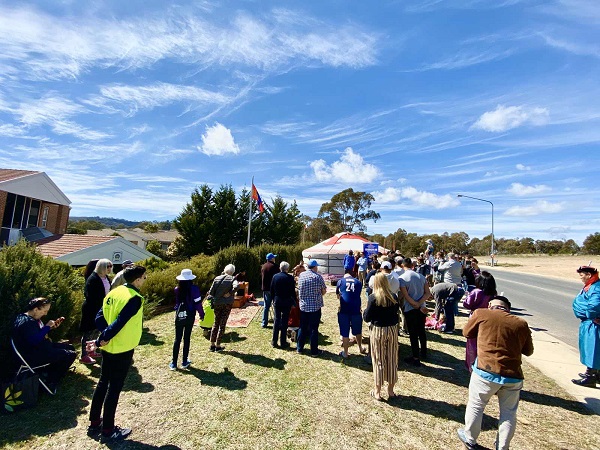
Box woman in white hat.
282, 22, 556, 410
170, 269, 204, 370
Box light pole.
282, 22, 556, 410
457, 194, 495, 266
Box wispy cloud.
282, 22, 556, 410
506, 182, 551, 196
472, 105, 549, 132
89, 83, 231, 116
504, 200, 565, 216
516, 164, 531, 171
0, 5, 379, 81
199, 123, 240, 156
310, 147, 379, 183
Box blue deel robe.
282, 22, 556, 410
572, 281, 600, 369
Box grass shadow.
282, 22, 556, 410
224, 350, 286, 370
388, 395, 498, 431
520, 389, 594, 415
123, 364, 154, 393
185, 367, 247, 390
140, 327, 165, 346
221, 331, 248, 343
104, 441, 182, 450
0, 370, 94, 446
425, 330, 466, 347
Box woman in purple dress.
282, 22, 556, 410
463, 271, 497, 371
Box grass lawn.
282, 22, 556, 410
2, 292, 599, 450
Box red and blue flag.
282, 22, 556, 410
251, 183, 265, 213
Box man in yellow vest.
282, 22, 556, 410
86, 265, 146, 442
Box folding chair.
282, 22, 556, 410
11, 338, 55, 395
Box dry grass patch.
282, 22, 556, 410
1, 293, 599, 450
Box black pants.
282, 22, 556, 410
172, 317, 194, 364
42, 342, 76, 384
90, 349, 134, 431
405, 309, 427, 359
272, 302, 292, 346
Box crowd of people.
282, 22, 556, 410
8, 242, 600, 448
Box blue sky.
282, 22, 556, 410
1, 0, 599, 244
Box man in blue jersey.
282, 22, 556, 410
336, 271, 366, 358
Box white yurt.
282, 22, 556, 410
302, 232, 386, 280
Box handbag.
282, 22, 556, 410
1, 373, 39, 414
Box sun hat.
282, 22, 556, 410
266, 252, 277, 260
176, 269, 196, 281
577, 265, 598, 275
307, 259, 319, 268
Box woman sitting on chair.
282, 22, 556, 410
12, 297, 77, 393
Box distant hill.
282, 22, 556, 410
69, 216, 141, 228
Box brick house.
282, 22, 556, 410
0, 169, 71, 246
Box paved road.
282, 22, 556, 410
474, 269, 582, 348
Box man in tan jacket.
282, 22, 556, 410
458, 296, 534, 450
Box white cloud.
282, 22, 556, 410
373, 186, 459, 209
199, 123, 240, 156
310, 147, 379, 183
504, 200, 565, 216
373, 187, 401, 203
472, 105, 549, 132
400, 187, 460, 209
507, 182, 550, 196
515, 164, 531, 171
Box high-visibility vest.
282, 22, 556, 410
101, 285, 144, 354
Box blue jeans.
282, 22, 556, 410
261, 291, 272, 327
297, 309, 322, 355
444, 287, 464, 332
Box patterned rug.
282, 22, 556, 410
226, 300, 261, 328
194, 300, 261, 329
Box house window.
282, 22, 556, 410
41, 206, 49, 228
27, 200, 41, 228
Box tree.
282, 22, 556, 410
583, 232, 600, 255
173, 185, 214, 258
304, 217, 333, 244
261, 196, 304, 245
143, 222, 160, 233
318, 188, 380, 233
145, 240, 165, 259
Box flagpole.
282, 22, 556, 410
247, 177, 253, 248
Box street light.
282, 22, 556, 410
457, 194, 495, 266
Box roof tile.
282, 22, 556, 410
35, 234, 118, 258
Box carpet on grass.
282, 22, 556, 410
194, 300, 261, 328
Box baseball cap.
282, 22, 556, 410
122, 259, 134, 267
307, 259, 319, 268
381, 261, 392, 270
266, 252, 277, 260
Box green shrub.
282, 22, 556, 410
141, 254, 216, 307
0, 240, 84, 378
138, 256, 170, 273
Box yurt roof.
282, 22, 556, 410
302, 232, 386, 255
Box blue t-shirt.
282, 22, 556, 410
336, 276, 363, 315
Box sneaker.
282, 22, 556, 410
101, 426, 132, 442
87, 420, 102, 437
169, 362, 177, 371
457, 428, 479, 450
209, 345, 216, 352
214, 345, 225, 352
181, 360, 192, 369
310, 349, 323, 357
79, 355, 96, 365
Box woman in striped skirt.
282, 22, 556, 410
363, 272, 400, 401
